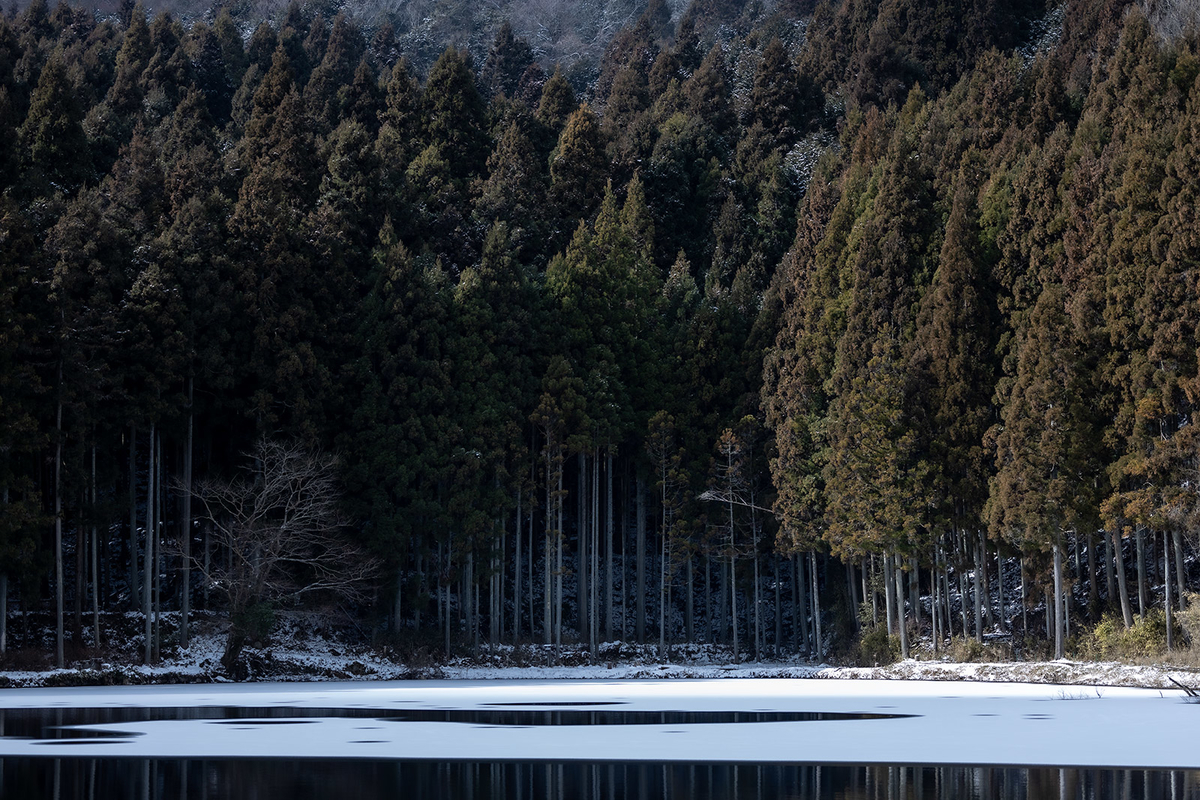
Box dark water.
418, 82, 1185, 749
1, 707, 1197, 799
2, 759, 1198, 800
0, 705, 909, 737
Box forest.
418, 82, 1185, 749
1, 0, 1199, 672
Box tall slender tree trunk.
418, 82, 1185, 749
908, 556, 920, 635
1172, 531, 1186, 606
74, 484, 83, 649
55, 391, 64, 670
514, 488, 522, 642
544, 449, 553, 645
979, 532, 992, 630
883, 556, 896, 635
972, 534, 983, 643
1135, 528, 1147, 621
774, 558, 782, 656
1113, 529, 1134, 629
1086, 533, 1097, 618
931, 562, 939, 652
636, 475, 645, 644
1052, 539, 1064, 660
795, 554, 809, 656
728, 521, 737, 661
577, 452, 587, 641
753, 549, 761, 660
659, 520, 668, 655
1020, 556, 1028, 635
1164, 530, 1174, 651
605, 449, 613, 642
996, 553, 1005, 633
91, 446, 100, 650
144, 423, 155, 665
894, 554, 908, 659
1104, 529, 1115, 602
0, 572, 6, 655
153, 433, 163, 663
809, 552, 822, 660
180, 380, 193, 648
555, 468, 563, 647
129, 425, 139, 610
685, 555, 694, 643
591, 447, 599, 653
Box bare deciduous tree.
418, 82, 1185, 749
181, 439, 378, 672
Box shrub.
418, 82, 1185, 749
855, 625, 899, 666
1078, 611, 1175, 660
1177, 593, 1200, 647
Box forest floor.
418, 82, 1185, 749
1, 611, 1198, 690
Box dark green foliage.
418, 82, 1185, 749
423, 47, 489, 181
4, 0, 1200, 662
481, 21, 535, 102
18, 49, 87, 193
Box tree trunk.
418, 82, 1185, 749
894, 554, 909, 660
591, 446, 599, 653
972, 535, 983, 643
774, 557, 783, 657
636, 475, 645, 644
883, 555, 896, 635
578, 452, 588, 642
514, 488, 522, 642
809, 552, 822, 660
544, 450, 553, 645
1135, 528, 1147, 621
996, 553, 1005, 633
795, 554, 809, 656
129, 425, 139, 610
1104, 529, 1115, 602
1173, 530, 1186, 606
685, 554, 694, 643
555, 467, 563, 647
909, 556, 920, 635
979, 532, 992, 630
153, 432, 163, 664
753, 549, 761, 661
1020, 556, 1028, 635
55, 395, 64, 669
931, 562, 939, 652
729, 538, 737, 661
1113, 529, 1134, 629
74, 485, 83, 649
605, 449, 613, 642
143, 424, 155, 665
180, 381, 193, 648
1164, 530, 1174, 651
393, 567, 404, 635
1086, 533, 1097, 619
958, 568, 970, 641
0, 572, 6, 655
91, 446, 100, 650
1053, 539, 1064, 660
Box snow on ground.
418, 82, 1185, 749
2, 621, 1199, 690
0, 678, 1195, 767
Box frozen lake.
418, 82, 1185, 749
0, 678, 1196, 798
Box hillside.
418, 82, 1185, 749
1, 0, 1199, 676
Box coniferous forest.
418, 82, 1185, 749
2, 0, 1200, 672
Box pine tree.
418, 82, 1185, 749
423, 47, 489, 182
481, 21, 535, 101
549, 104, 607, 228
18, 49, 88, 194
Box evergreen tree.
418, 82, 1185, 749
423, 47, 489, 182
